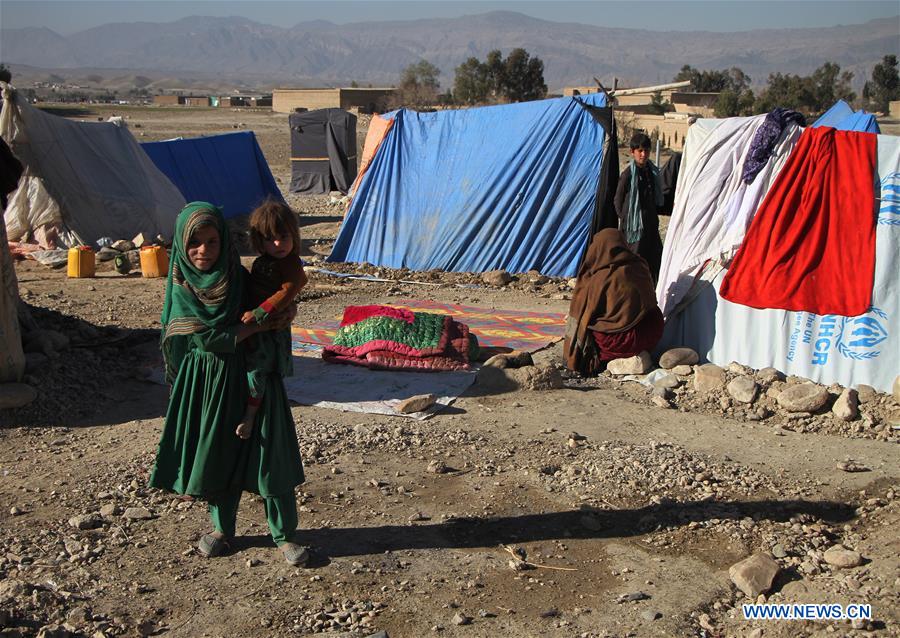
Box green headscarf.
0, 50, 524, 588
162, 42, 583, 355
161, 202, 244, 382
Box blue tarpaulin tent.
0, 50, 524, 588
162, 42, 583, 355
812, 100, 881, 133
328, 93, 615, 277
141, 131, 283, 219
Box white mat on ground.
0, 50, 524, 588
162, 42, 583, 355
283, 350, 476, 420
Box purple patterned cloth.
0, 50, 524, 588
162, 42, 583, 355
742, 108, 805, 185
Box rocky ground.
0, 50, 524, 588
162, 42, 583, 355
1, 106, 899, 638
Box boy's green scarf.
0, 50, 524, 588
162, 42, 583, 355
623, 159, 663, 244
161, 202, 243, 382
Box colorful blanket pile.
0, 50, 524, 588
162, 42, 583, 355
293, 300, 567, 352
323, 305, 479, 371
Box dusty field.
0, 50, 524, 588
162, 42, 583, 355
1, 106, 899, 638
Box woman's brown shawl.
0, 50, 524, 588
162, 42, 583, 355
563, 229, 658, 375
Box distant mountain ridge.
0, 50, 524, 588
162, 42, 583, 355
2, 12, 897, 90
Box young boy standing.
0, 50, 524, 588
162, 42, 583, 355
613, 132, 664, 282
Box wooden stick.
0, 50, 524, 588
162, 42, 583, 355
501, 544, 578, 572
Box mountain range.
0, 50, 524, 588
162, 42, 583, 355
2, 12, 898, 91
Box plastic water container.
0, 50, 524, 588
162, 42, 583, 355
140, 246, 169, 278
67, 246, 95, 278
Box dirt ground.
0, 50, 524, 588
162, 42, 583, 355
1, 106, 898, 638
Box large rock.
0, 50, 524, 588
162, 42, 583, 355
823, 545, 863, 568
510, 365, 564, 390
482, 270, 512, 287
68, 514, 102, 530
483, 354, 510, 369
99, 503, 120, 518
659, 347, 699, 369
427, 459, 448, 474
856, 384, 877, 404
396, 394, 437, 414
727, 362, 753, 375
505, 351, 534, 368
832, 388, 858, 421
652, 373, 681, 390
606, 351, 652, 375
483, 351, 533, 369
777, 383, 829, 413
526, 270, 549, 285
757, 367, 784, 383
0, 383, 37, 409
727, 376, 758, 404
694, 364, 726, 392
729, 553, 780, 597
122, 507, 154, 520
452, 613, 472, 626
475, 366, 520, 393
671, 364, 693, 376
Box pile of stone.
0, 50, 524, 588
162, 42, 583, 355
533, 438, 779, 508
1, 304, 158, 426
0, 442, 226, 636
603, 347, 899, 441
312, 262, 576, 296
291, 599, 385, 634
0, 577, 123, 638
0, 319, 75, 412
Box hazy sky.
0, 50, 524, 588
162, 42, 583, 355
2, 0, 898, 34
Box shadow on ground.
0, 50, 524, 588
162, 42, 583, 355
233, 498, 855, 561
2, 304, 167, 428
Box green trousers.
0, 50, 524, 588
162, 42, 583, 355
208, 491, 298, 546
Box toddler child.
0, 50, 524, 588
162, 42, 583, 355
236, 200, 307, 439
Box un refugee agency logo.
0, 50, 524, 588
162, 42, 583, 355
810, 308, 889, 365
880, 172, 900, 226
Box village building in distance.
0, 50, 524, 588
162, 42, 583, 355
272, 87, 396, 114
564, 80, 718, 150
152, 93, 272, 107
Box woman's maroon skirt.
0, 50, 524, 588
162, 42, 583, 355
592, 307, 664, 361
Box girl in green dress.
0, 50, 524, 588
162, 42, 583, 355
149, 202, 308, 566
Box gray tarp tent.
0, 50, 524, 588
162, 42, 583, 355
1, 82, 185, 248
289, 108, 357, 194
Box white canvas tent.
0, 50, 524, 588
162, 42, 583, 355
657, 116, 899, 393
1, 82, 185, 248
